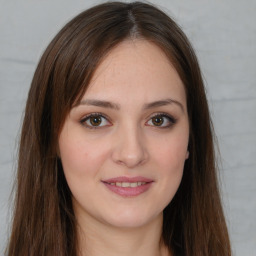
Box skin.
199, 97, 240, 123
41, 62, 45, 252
58, 39, 189, 256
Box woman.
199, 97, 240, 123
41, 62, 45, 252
6, 1, 231, 255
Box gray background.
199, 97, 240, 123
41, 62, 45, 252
0, 0, 255, 255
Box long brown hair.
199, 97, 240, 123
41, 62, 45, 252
6, 2, 231, 255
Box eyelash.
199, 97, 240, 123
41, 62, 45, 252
79, 112, 177, 129
146, 112, 177, 128
80, 112, 111, 129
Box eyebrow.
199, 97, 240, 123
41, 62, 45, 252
78, 99, 120, 110
78, 98, 184, 112
143, 99, 184, 112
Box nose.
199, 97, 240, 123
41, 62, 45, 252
111, 125, 149, 168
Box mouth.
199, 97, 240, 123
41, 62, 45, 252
104, 181, 148, 188
101, 176, 154, 197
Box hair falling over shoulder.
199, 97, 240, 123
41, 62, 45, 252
6, 2, 231, 256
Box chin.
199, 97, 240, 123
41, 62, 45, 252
102, 209, 162, 229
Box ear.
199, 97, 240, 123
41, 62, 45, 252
185, 151, 189, 159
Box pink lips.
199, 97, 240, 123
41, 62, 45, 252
102, 176, 154, 197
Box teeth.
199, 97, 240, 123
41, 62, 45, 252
122, 182, 130, 187
108, 182, 147, 187
130, 182, 137, 187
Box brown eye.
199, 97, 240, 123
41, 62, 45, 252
80, 113, 111, 129
152, 116, 164, 126
89, 116, 102, 126
146, 114, 176, 128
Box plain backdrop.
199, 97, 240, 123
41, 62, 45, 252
0, 0, 255, 255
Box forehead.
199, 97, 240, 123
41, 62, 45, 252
84, 39, 186, 106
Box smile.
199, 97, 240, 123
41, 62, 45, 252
102, 176, 154, 197
107, 181, 147, 187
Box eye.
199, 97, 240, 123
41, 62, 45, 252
80, 113, 111, 129
146, 113, 176, 128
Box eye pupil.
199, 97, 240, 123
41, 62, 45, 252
152, 116, 163, 126
90, 116, 102, 126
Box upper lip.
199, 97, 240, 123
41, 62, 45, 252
102, 176, 154, 183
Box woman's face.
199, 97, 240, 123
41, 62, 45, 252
58, 40, 189, 228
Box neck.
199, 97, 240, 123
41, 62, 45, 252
76, 211, 170, 256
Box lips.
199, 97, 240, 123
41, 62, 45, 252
102, 176, 154, 197
106, 181, 147, 187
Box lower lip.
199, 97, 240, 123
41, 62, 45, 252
102, 182, 153, 197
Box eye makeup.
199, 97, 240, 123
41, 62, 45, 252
145, 112, 177, 129
79, 111, 177, 130
80, 112, 112, 129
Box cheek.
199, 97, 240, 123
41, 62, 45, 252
58, 129, 109, 180
59, 136, 85, 177
149, 130, 188, 200
151, 132, 188, 170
